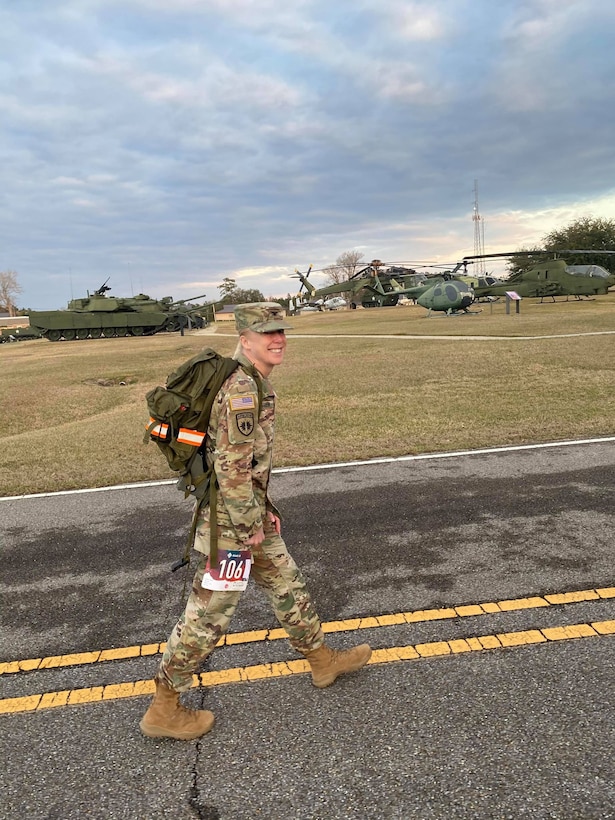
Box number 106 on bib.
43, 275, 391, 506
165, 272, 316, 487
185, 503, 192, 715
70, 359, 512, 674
202, 549, 252, 591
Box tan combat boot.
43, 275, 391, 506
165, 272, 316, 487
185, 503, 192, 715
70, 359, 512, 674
304, 643, 372, 688
139, 679, 215, 741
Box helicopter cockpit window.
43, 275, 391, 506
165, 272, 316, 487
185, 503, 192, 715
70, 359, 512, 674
566, 265, 610, 278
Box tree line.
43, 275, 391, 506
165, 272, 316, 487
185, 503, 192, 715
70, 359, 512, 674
508, 216, 615, 275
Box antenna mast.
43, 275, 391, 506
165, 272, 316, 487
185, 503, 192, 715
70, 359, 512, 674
472, 180, 486, 274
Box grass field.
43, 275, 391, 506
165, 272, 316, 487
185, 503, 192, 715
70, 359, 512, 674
1, 294, 614, 496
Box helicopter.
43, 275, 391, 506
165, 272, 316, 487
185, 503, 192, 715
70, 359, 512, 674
291, 260, 486, 316
462, 251, 615, 301
412, 274, 481, 316
291, 261, 431, 309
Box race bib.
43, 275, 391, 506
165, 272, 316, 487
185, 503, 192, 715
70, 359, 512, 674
201, 549, 252, 591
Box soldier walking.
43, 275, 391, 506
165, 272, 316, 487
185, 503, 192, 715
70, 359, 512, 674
140, 303, 372, 740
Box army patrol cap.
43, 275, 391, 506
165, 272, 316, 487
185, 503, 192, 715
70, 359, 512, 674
234, 302, 293, 334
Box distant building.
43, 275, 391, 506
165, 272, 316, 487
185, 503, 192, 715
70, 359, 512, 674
0, 311, 29, 328
214, 304, 238, 322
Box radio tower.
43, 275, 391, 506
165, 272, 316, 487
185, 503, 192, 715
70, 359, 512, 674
472, 180, 486, 274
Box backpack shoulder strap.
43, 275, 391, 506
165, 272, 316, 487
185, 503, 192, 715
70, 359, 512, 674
191, 356, 240, 433
173, 356, 240, 573
174, 358, 263, 575
204, 359, 263, 570
236, 360, 264, 417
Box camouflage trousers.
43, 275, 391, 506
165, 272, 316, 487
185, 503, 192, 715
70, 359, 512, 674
158, 529, 325, 692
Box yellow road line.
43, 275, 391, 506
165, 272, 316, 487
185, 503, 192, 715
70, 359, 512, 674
1, 586, 613, 677
1, 619, 614, 716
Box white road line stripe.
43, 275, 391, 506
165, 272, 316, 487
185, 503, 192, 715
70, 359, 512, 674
2, 436, 614, 501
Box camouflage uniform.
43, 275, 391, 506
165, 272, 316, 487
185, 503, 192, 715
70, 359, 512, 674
159, 350, 324, 693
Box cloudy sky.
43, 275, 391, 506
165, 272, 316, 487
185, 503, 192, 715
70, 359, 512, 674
2, 0, 615, 309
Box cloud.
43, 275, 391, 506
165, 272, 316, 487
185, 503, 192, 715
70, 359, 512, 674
1, 0, 614, 309
377, 0, 451, 42
489, 0, 615, 112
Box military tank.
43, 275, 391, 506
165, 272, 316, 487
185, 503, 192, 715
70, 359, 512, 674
28, 280, 213, 341
0, 325, 42, 343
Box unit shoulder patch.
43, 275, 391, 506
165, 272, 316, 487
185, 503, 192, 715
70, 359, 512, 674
227, 389, 258, 442
232, 411, 256, 440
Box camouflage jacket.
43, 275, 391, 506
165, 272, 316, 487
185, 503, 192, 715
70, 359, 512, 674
197, 351, 278, 544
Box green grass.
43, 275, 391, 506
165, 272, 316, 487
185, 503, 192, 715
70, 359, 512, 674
282, 292, 615, 336
1, 295, 614, 496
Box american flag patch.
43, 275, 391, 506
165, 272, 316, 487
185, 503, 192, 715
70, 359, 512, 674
230, 395, 256, 410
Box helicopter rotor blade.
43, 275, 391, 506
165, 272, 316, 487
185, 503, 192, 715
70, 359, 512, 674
464, 249, 615, 261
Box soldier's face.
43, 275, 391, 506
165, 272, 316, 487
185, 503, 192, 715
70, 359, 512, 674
240, 329, 287, 375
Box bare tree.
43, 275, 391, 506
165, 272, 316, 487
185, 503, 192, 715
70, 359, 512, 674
323, 250, 365, 286
0, 270, 23, 316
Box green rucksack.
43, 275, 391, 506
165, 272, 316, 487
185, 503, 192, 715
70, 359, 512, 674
145, 348, 245, 571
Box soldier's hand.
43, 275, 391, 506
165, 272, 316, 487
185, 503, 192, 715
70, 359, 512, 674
266, 511, 281, 535
245, 526, 265, 546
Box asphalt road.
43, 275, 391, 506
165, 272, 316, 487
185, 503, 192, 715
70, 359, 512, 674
1, 440, 614, 820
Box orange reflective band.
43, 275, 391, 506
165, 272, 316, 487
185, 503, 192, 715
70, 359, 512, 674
147, 417, 169, 438
176, 428, 206, 446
